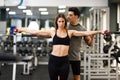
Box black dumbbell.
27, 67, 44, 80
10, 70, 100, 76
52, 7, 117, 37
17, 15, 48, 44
103, 45, 111, 53
104, 34, 112, 42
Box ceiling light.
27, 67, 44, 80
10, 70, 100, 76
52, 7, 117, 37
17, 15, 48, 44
41, 12, 49, 15
58, 9, 65, 13
89, 8, 94, 11
18, 6, 26, 9
26, 12, 33, 15
6, 8, 10, 11
58, 5, 66, 9
23, 10, 33, 15
23, 10, 31, 13
38, 8, 47, 11
8, 11, 16, 15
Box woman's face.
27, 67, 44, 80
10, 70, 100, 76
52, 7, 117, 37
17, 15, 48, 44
57, 17, 65, 28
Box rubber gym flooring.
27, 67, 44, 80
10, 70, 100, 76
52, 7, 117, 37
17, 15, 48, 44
0, 64, 119, 80
0, 64, 74, 80
0, 55, 119, 80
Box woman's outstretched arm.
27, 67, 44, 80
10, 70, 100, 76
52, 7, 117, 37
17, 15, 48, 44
17, 28, 52, 38
71, 30, 104, 37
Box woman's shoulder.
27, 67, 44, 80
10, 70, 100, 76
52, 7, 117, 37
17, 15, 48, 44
68, 29, 76, 32
49, 29, 56, 37
68, 30, 76, 37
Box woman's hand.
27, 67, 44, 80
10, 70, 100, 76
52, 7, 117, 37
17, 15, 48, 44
14, 28, 18, 32
99, 30, 110, 35
104, 30, 110, 35
14, 28, 27, 33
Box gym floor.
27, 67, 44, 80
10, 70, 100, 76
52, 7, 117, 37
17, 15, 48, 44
0, 55, 120, 80
0, 64, 73, 80
0, 64, 119, 80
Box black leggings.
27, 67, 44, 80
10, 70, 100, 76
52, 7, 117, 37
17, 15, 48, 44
48, 55, 69, 80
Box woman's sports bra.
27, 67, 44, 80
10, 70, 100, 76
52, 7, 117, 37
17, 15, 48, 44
52, 30, 70, 46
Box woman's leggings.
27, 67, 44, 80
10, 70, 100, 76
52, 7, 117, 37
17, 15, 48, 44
48, 54, 69, 80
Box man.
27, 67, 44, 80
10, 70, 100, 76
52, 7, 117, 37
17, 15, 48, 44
67, 7, 94, 80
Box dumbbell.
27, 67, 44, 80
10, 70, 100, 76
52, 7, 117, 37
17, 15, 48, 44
22, 41, 28, 47
103, 30, 120, 42
36, 49, 42, 56
103, 45, 111, 53
48, 42, 53, 47
112, 49, 120, 63
14, 28, 18, 32
18, 49, 23, 53
37, 41, 41, 47
17, 41, 22, 47
104, 34, 112, 42
103, 44, 119, 53
103, 30, 112, 42
27, 49, 32, 56
28, 41, 33, 47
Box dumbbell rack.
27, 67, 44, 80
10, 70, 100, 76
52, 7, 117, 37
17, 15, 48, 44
86, 35, 120, 80
15, 34, 36, 75
87, 54, 118, 80
0, 34, 35, 80
8, 34, 35, 80
0, 34, 17, 80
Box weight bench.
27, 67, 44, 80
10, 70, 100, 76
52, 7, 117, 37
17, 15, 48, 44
0, 53, 33, 80
19, 56, 34, 75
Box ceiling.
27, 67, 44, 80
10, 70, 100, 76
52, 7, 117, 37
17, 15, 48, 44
0, 0, 108, 20
6, 6, 84, 20
7, 6, 69, 20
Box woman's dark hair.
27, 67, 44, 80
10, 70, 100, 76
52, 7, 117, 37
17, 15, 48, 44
68, 7, 80, 18
55, 13, 68, 30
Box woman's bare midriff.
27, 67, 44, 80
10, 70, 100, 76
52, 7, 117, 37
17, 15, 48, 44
51, 45, 69, 57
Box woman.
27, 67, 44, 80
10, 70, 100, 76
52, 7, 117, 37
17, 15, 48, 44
17, 13, 104, 80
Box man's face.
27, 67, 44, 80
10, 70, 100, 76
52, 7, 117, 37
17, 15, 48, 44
67, 11, 76, 23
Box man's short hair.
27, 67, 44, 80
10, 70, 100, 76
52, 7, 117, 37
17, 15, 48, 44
68, 7, 80, 18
